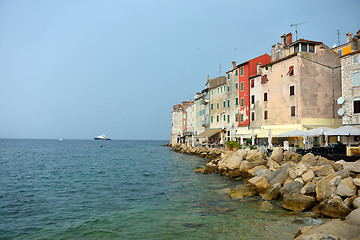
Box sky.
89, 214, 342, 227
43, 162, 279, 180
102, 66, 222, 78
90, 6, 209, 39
0, 0, 359, 140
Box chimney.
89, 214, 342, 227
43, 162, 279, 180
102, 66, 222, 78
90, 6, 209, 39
286, 33, 293, 45
346, 32, 353, 43
281, 33, 287, 47
232, 61, 236, 69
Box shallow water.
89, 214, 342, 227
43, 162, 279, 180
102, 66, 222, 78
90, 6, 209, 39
0, 139, 322, 239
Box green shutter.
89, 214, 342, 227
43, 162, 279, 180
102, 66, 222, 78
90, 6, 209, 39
235, 114, 239, 122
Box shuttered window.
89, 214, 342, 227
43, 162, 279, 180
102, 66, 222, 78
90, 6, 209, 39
354, 100, 360, 114
352, 70, 360, 87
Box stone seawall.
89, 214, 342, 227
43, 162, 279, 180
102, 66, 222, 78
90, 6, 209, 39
171, 144, 360, 239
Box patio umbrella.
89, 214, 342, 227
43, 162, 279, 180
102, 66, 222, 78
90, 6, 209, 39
304, 127, 333, 136
268, 129, 273, 149
325, 125, 360, 147
276, 129, 306, 137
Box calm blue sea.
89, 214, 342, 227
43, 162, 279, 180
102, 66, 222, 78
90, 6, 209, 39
0, 139, 321, 239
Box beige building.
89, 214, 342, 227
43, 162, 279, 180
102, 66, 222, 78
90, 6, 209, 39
170, 104, 183, 145
250, 33, 342, 146
226, 62, 240, 141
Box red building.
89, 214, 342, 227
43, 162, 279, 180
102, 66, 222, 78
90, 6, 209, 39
237, 54, 271, 126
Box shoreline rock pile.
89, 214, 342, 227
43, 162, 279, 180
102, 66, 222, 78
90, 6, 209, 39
171, 144, 360, 239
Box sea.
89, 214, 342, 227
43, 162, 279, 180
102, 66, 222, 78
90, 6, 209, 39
0, 139, 323, 240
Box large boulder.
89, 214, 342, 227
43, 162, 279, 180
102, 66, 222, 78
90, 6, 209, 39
336, 177, 357, 197
245, 149, 266, 162
294, 219, 360, 240
268, 163, 294, 186
280, 180, 303, 196
256, 169, 273, 181
301, 169, 315, 183
224, 155, 243, 170
315, 172, 342, 202
314, 164, 335, 177
203, 162, 217, 174
283, 151, 302, 163
259, 201, 274, 212
289, 162, 309, 179
321, 196, 352, 218
247, 165, 267, 177
266, 159, 280, 171
260, 183, 281, 200
300, 182, 316, 196
248, 176, 270, 193
268, 147, 283, 163
281, 193, 316, 211
300, 153, 315, 165
229, 184, 257, 199
346, 208, 360, 226
336, 160, 360, 173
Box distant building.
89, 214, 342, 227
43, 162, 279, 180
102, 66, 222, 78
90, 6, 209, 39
170, 104, 183, 145
340, 30, 360, 127
253, 33, 342, 146
333, 30, 360, 56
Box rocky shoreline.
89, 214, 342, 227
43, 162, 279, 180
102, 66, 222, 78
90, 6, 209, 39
171, 144, 360, 240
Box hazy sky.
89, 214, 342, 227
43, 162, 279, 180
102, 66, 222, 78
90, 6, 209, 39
0, 0, 359, 140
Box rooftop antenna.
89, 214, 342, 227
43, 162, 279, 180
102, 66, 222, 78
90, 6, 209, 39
290, 22, 306, 40
337, 29, 340, 46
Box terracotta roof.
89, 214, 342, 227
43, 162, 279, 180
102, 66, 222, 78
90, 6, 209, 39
340, 49, 360, 58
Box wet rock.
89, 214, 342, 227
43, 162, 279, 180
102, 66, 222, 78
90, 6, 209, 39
194, 167, 204, 173
229, 184, 257, 199
268, 147, 283, 163
259, 201, 273, 212
321, 196, 352, 218
281, 193, 316, 211
203, 163, 217, 174
280, 180, 303, 196
336, 177, 357, 197
215, 188, 231, 195
260, 183, 281, 201
228, 169, 242, 178
346, 208, 360, 226
294, 219, 360, 240
315, 172, 342, 202
248, 176, 270, 193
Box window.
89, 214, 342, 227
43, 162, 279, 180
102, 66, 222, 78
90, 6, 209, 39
301, 43, 307, 52
227, 115, 230, 123
354, 55, 359, 63
338, 49, 343, 56
354, 100, 360, 114
223, 100, 226, 108
309, 44, 314, 53
211, 90, 214, 96
240, 114, 244, 122
290, 85, 295, 96
220, 87, 223, 93
227, 73, 230, 79
241, 98, 244, 107
227, 99, 230, 107
261, 74, 268, 84
251, 95, 255, 104
211, 103, 213, 110
294, 44, 299, 53
291, 106, 296, 116
240, 82, 244, 91
235, 83, 238, 89
250, 79, 254, 88
202, 109, 205, 115
251, 112, 255, 121
240, 66, 244, 76
235, 114, 239, 122
227, 86, 230, 92
235, 97, 239, 105
352, 70, 360, 87
223, 86, 226, 92
217, 88, 220, 93
223, 114, 225, 121
235, 69, 238, 76
217, 102, 219, 108
264, 110, 268, 120
288, 65, 294, 76
217, 115, 219, 122
264, 92, 268, 102
199, 111, 202, 116
211, 116, 213, 123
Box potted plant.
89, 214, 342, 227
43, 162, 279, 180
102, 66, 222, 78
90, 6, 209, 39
225, 141, 237, 151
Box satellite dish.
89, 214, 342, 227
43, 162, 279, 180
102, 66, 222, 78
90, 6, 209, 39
337, 97, 344, 105
338, 108, 345, 116
250, 104, 255, 109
